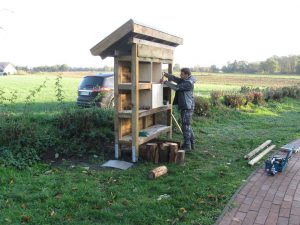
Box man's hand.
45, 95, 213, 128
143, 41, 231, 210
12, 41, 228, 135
159, 78, 165, 84
163, 72, 169, 77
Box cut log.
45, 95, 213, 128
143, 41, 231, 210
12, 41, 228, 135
145, 143, 158, 162
248, 145, 276, 166
244, 140, 272, 160
176, 150, 185, 165
148, 166, 168, 179
159, 143, 170, 163
169, 143, 178, 163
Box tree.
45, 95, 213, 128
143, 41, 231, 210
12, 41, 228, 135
265, 58, 279, 73
210, 65, 219, 73
296, 61, 300, 74
173, 63, 180, 72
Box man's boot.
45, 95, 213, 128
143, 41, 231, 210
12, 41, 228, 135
191, 141, 195, 150
182, 143, 192, 151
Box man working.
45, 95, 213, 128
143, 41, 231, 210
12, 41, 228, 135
160, 68, 196, 151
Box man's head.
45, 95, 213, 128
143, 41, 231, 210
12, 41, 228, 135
180, 68, 191, 79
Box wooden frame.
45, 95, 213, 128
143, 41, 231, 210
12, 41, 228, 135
91, 20, 183, 162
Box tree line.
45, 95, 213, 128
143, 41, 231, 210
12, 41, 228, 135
16, 64, 114, 73
174, 55, 300, 74
16, 55, 300, 75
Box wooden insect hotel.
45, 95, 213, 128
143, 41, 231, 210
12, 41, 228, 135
91, 19, 183, 162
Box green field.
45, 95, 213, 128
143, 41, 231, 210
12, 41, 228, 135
1, 73, 300, 224
1, 72, 299, 111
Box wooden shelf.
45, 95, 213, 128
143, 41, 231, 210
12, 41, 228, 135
118, 83, 151, 90
118, 105, 171, 118
119, 124, 171, 145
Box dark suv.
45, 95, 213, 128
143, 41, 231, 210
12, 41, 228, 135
77, 74, 114, 108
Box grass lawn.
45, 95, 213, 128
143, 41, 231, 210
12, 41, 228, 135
1, 73, 300, 224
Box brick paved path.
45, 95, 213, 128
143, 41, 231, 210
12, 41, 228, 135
216, 152, 300, 225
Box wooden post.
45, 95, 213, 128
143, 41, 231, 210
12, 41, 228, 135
114, 57, 121, 159
169, 143, 178, 163
167, 63, 173, 139
148, 166, 168, 179
146, 143, 158, 162
159, 143, 170, 163
244, 140, 272, 160
131, 43, 139, 162
176, 150, 185, 165
248, 145, 276, 166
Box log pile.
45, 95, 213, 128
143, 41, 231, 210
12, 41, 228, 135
140, 141, 184, 164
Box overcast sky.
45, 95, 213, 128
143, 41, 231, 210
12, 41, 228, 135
1, 0, 300, 68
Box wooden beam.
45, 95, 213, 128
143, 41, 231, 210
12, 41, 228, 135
131, 43, 139, 162
114, 57, 121, 159
133, 22, 183, 45
248, 145, 276, 166
130, 38, 175, 50
244, 140, 272, 160
90, 20, 133, 57
167, 63, 173, 139
138, 44, 174, 60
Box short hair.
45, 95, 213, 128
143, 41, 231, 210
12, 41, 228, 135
181, 68, 191, 76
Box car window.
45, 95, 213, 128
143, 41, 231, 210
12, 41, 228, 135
79, 77, 104, 89
103, 76, 114, 88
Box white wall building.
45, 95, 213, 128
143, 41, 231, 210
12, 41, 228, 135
0, 62, 17, 75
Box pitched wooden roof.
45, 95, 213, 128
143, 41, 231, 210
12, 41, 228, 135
90, 19, 183, 59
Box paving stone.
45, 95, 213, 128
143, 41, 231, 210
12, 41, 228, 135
276, 217, 289, 225
216, 152, 300, 225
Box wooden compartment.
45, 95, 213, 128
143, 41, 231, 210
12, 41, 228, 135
139, 62, 151, 82
139, 84, 163, 109
152, 62, 162, 83
120, 118, 144, 137
119, 61, 131, 83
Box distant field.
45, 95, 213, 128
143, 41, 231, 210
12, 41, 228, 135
0, 72, 299, 113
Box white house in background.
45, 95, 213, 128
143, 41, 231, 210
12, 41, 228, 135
0, 62, 17, 75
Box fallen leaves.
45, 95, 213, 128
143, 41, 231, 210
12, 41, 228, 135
54, 192, 62, 199
22, 215, 30, 223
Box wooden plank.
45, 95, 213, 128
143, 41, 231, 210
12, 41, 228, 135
139, 57, 173, 64
244, 140, 272, 160
138, 44, 174, 60
152, 83, 164, 108
119, 125, 171, 145
130, 37, 176, 50
114, 57, 121, 159
118, 83, 151, 90
118, 105, 171, 118
118, 56, 173, 64
133, 22, 183, 45
90, 20, 133, 57
248, 145, 276, 166
167, 63, 173, 139
131, 43, 139, 162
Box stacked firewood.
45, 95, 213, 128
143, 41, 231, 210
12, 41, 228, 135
140, 141, 185, 165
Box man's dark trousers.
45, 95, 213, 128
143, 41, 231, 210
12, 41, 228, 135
181, 109, 195, 149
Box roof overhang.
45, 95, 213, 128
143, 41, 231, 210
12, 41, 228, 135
90, 19, 183, 59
